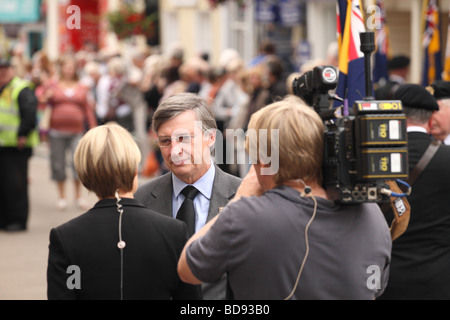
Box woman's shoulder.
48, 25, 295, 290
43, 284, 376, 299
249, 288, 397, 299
126, 202, 186, 231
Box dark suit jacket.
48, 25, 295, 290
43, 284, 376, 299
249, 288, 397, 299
380, 132, 450, 299
135, 165, 242, 299
47, 198, 202, 300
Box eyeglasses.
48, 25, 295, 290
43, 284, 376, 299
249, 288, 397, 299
157, 133, 200, 147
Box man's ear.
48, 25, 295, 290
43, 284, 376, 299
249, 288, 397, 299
427, 113, 436, 133
205, 128, 216, 147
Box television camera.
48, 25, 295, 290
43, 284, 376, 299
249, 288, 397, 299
292, 32, 409, 204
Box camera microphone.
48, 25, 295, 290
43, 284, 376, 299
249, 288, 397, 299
304, 186, 312, 195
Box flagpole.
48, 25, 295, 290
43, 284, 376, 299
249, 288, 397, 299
411, 0, 423, 84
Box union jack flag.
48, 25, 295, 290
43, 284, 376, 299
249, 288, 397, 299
335, 0, 367, 111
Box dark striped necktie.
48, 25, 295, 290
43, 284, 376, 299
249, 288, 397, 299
176, 186, 199, 237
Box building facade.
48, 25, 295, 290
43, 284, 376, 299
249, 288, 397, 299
1, 0, 450, 84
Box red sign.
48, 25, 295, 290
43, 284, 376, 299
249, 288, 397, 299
59, 0, 107, 53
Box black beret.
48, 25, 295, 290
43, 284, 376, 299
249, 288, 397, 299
388, 55, 410, 70
393, 84, 439, 111
431, 80, 450, 100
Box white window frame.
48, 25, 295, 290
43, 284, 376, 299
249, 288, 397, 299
221, 0, 256, 65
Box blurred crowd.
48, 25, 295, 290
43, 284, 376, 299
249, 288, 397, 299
10, 40, 338, 179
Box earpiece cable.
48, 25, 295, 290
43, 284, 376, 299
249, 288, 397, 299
115, 190, 126, 300
285, 180, 318, 300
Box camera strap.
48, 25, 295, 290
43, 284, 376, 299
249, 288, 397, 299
385, 139, 440, 241
385, 180, 411, 241
407, 139, 441, 186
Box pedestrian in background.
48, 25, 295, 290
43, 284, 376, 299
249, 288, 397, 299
375, 55, 410, 100
0, 58, 39, 232
42, 55, 97, 210
47, 123, 202, 300
96, 57, 134, 131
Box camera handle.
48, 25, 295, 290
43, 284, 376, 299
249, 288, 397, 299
360, 32, 376, 100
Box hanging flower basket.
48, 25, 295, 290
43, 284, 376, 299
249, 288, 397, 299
107, 5, 157, 40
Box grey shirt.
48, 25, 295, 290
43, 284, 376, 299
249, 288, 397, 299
186, 185, 391, 300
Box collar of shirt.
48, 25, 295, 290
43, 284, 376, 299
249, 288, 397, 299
172, 163, 215, 200
389, 75, 406, 84
444, 135, 450, 145
172, 163, 216, 230
407, 126, 428, 134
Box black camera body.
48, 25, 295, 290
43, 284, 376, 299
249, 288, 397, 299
292, 35, 408, 204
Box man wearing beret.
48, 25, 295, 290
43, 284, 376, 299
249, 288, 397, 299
375, 55, 410, 100
430, 80, 450, 145
379, 84, 450, 300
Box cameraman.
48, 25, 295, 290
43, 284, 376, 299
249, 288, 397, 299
178, 96, 391, 300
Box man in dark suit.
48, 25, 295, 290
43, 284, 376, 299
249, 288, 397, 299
379, 84, 450, 300
135, 93, 242, 300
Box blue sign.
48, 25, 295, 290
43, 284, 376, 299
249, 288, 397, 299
279, 0, 301, 27
0, 0, 41, 23
256, 0, 302, 26
256, 0, 278, 24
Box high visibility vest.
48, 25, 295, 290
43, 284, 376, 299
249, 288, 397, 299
0, 77, 39, 147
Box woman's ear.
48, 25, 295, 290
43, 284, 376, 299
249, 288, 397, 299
132, 170, 139, 193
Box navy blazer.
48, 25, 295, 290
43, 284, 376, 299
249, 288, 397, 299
47, 198, 202, 300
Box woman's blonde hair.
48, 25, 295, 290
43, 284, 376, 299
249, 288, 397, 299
246, 96, 324, 185
74, 123, 141, 198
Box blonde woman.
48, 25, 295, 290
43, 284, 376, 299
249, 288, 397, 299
47, 123, 201, 300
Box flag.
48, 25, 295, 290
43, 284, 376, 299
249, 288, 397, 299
373, 0, 391, 84
422, 0, 442, 86
443, 8, 450, 81
335, 0, 367, 110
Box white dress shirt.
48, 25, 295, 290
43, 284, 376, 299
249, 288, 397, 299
172, 164, 216, 233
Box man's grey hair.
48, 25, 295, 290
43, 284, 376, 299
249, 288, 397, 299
403, 106, 433, 125
152, 93, 217, 134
